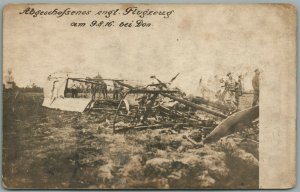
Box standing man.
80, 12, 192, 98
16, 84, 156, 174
91, 83, 98, 100
252, 69, 260, 106
4, 68, 15, 90
101, 81, 108, 99
113, 81, 119, 100
235, 75, 243, 109
216, 78, 226, 102
71, 80, 78, 98
225, 72, 236, 101
224, 72, 237, 112
4, 68, 16, 113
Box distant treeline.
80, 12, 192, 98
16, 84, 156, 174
3, 83, 43, 93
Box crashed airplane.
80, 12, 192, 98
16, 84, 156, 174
42, 72, 259, 144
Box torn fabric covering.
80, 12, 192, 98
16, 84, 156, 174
42, 98, 91, 112
42, 73, 92, 112
43, 77, 66, 99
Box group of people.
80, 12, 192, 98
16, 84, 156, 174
112, 81, 123, 100
224, 72, 243, 110
90, 82, 108, 100
215, 69, 260, 112
68, 79, 123, 101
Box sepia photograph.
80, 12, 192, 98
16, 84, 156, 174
2, 4, 296, 189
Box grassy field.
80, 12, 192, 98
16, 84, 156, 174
2, 91, 258, 189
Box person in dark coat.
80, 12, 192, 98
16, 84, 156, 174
101, 82, 108, 99
71, 81, 78, 98
252, 69, 260, 106
235, 75, 243, 109
113, 81, 119, 100
91, 83, 98, 100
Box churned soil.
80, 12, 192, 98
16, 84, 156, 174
2, 92, 258, 189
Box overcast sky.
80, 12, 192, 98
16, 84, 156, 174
4, 4, 293, 94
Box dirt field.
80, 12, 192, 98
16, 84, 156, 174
2, 91, 258, 189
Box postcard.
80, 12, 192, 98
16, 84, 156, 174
2, 4, 296, 189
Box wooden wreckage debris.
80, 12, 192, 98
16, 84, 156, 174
112, 80, 259, 145
43, 73, 259, 145
160, 93, 227, 119
191, 96, 231, 114
112, 80, 224, 132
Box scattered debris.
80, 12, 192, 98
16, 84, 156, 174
3, 72, 259, 188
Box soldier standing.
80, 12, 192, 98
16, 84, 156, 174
113, 81, 119, 100
91, 83, 98, 100
224, 72, 237, 112
252, 69, 260, 106
4, 69, 16, 112
4, 68, 15, 90
225, 73, 236, 101
71, 81, 78, 98
101, 82, 108, 99
235, 75, 243, 109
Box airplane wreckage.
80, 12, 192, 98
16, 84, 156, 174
43, 72, 259, 146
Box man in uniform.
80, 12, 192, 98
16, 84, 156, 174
4, 68, 15, 90
4, 68, 16, 112
71, 80, 78, 98
113, 81, 120, 100
252, 69, 260, 106
235, 75, 243, 109
91, 83, 98, 100
225, 73, 236, 100
224, 72, 237, 112
101, 81, 108, 99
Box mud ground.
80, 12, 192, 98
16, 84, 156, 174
2, 92, 258, 189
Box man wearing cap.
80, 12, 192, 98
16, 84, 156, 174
252, 69, 260, 106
